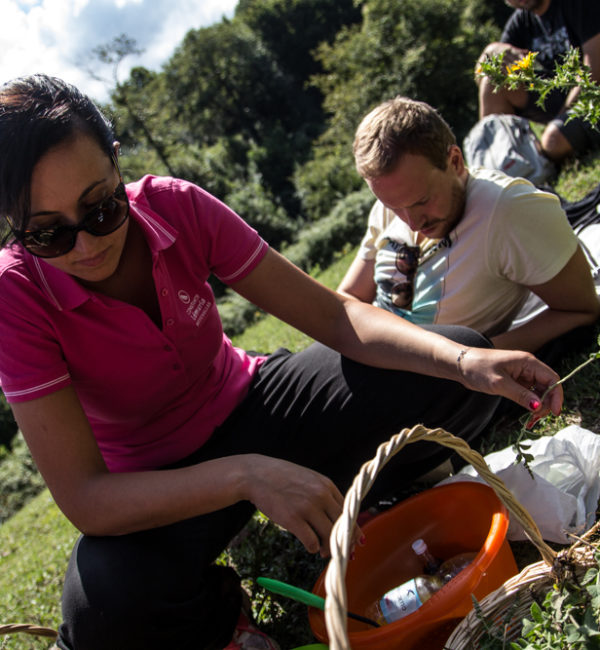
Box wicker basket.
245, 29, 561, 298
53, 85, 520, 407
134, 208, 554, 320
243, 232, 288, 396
445, 523, 600, 648
322, 423, 591, 650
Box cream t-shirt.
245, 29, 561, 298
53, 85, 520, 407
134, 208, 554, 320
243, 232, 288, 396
357, 168, 577, 337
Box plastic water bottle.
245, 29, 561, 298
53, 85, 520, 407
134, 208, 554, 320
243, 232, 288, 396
365, 573, 445, 625
411, 538, 441, 574
364, 540, 476, 625
437, 551, 477, 582
364, 539, 442, 625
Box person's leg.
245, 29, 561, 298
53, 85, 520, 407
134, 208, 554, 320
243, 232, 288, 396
478, 74, 529, 118
478, 75, 567, 124
57, 501, 256, 650
540, 122, 574, 161
201, 325, 500, 507
478, 82, 577, 163
56, 325, 497, 649
543, 111, 600, 162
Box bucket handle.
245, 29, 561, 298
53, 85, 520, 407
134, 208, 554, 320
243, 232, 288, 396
323, 423, 556, 650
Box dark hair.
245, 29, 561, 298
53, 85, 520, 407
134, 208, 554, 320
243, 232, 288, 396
353, 96, 456, 179
0, 74, 115, 240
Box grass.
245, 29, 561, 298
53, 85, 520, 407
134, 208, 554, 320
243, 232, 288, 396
232, 245, 358, 354
1, 159, 600, 649
0, 492, 76, 649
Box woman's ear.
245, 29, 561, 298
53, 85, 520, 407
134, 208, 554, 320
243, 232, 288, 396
113, 141, 121, 157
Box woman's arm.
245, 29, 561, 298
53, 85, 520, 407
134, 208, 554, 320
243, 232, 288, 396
492, 246, 600, 351
232, 248, 563, 415
10, 386, 347, 557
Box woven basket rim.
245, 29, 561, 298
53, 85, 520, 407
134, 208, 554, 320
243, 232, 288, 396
445, 522, 600, 647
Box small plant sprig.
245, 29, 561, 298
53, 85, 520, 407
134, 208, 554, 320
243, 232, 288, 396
512, 335, 600, 476
477, 47, 600, 128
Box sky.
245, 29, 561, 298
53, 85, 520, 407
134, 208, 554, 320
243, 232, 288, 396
1, 0, 239, 102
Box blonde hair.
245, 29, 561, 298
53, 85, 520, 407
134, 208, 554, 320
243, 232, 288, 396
353, 96, 456, 179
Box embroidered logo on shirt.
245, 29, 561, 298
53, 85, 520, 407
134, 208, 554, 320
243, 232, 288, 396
178, 290, 191, 304
184, 294, 211, 327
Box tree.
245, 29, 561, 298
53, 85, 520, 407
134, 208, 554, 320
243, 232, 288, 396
294, 0, 501, 219
86, 34, 177, 177
236, 0, 361, 109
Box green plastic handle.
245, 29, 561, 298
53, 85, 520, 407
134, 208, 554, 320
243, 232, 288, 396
257, 577, 325, 610
257, 576, 380, 628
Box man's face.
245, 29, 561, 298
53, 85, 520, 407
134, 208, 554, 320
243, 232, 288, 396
504, 0, 548, 13
366, 147, 467, 240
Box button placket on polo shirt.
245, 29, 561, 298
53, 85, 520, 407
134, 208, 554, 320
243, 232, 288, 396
153, 261, 183, 372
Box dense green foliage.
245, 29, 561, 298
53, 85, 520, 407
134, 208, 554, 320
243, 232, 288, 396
516, 559, 600, 649
294, 0, 502, 217
106, 0, 508, 234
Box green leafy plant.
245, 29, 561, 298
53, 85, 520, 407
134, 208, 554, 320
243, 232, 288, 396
517, 551, 600, 649
472, 549, 600, 650
477, 46, 600, 127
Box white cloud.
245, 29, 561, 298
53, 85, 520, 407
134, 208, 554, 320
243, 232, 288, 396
0, 0, 238, 101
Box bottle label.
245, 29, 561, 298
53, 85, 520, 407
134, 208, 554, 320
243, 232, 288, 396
379, 578, 423, 623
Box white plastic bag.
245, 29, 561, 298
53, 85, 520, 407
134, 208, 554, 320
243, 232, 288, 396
437, 425, 600, 543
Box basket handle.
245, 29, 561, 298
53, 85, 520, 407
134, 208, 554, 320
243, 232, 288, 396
0, 622, 58, 639
324, 423, 556, 650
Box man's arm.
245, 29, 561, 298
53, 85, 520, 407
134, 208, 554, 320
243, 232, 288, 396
337, 255, 376, 303
491, 246, 600, 351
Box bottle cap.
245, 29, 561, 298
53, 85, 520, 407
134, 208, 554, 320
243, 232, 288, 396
411, 538, 427, 554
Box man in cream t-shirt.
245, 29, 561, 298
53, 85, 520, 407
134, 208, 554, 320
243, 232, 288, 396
339, 96, 600, 352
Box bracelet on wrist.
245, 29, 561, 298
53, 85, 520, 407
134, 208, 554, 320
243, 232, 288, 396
456, 348, 471, 378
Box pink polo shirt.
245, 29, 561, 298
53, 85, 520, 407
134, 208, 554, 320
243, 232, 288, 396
0, 176, 268, 472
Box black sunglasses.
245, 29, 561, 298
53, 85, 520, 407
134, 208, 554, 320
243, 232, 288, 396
15, 181, 130, 259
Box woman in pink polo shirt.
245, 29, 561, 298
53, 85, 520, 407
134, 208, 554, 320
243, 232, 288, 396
0, 75, 562, 650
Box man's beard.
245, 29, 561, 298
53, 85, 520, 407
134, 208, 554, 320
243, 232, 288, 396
443, 180, 467, 235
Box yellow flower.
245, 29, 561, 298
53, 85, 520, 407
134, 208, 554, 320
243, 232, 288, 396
508, 51, 535, 74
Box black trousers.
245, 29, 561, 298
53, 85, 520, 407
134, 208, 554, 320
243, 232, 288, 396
57, 326, 499, 649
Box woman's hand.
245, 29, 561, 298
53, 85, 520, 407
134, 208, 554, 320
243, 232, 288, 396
456, 347, 563, 427
240, 455, 360, 558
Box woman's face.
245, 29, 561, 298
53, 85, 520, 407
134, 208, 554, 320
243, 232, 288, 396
28, 132, 129, 284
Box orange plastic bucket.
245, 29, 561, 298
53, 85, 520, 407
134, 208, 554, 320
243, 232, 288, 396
309, 482, 518, 649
